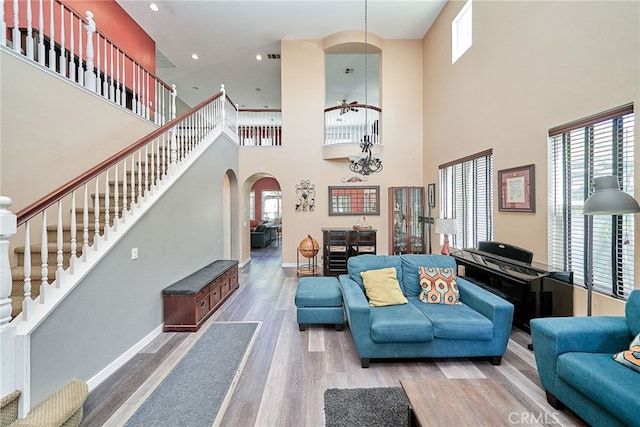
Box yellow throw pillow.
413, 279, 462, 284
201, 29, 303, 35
360, 267, 408, 307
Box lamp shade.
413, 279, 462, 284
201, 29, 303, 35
434, 218, 457, 235
583, 176, 640, 215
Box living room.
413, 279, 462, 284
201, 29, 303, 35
0, 0, 638, 425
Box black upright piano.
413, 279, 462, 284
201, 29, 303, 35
451, 241, 573, 332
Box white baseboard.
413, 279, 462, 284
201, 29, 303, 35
86, 324, 163, 391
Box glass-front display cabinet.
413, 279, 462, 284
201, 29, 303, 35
388, 187, 425, 254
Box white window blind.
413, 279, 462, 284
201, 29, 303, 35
548, 104, 635, 299
439, 149, 493, 249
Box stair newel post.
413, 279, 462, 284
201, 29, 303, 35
69, 191, 77, 273
0, 196, 17, 396
40, 209, 50, 304
121, 160, 128, 223
55, 201, 64, 288
93, 177, 100, 251
113, 163, 119, 232
103, 170, 110, 241
22, 220, 33, 319
221, 84, 226, 128
84, 11, 96, 92
171, 84, 177, 121
82, 183, 89, 261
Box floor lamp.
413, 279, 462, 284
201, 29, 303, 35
583, 176, 640, 316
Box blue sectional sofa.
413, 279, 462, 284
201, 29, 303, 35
338, 254, 515, 368
530, 290, 640, 426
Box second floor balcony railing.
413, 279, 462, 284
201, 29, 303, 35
324, 104, 381, 146
238, 109, 282, 146
1, 0, 176, 125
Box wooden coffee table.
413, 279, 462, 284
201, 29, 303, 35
400, 378, 542, 426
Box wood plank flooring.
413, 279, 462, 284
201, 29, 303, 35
81, 246, 586, 426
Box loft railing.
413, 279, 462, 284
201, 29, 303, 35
238, 109, 282, 146
1, 0, 175, 125
1, 85, 236, 325
324, 104, 381, 146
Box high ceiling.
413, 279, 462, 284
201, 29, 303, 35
116, 0, 447, 109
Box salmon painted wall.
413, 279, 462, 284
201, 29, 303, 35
251, 177, 281, 227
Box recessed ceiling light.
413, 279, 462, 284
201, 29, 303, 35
255, 54, 262, 61
149, 3, 159, 12
255, 88, 261, 91
191, 53, 199, 60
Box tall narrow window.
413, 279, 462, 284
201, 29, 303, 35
452, 0, 472, 64
548, 104, 635, 299
249, 190, 256, 221
439, 149, 493, 249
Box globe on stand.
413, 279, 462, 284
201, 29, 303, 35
297, 235, 321, 276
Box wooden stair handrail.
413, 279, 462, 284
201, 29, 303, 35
16, 90, 227, 226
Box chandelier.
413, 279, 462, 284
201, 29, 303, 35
349, 139, 382, 175
349, 0, 382, 176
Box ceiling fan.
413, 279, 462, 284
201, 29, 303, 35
338, 99, 359, 115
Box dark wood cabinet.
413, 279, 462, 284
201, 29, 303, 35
163, 260, 239, 332
322, 228, 377, 276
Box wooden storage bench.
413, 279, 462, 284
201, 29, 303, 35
162, 260, 239, 332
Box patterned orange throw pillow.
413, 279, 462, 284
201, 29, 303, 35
419, 266, 461, 305
613, 333, 640, 374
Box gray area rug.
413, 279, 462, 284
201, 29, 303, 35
324, 387, 408, 427
124, 322, 258, 427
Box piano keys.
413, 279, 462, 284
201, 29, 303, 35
451, 241, 573, 332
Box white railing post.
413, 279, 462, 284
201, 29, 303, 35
84, 11, 96, 92
171, 84, 177, 121
26, 0, 34, 60
0, 196, 17, 396
22, 221, 33, 319
0, 0, 6, 47
38, 0, 45, 65
12, 0, 20, 53
39, 210, 49, 303
47, 0, 54, 70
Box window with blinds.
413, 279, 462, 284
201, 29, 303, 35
548, 104, 635, 299
439, 149, 493, 249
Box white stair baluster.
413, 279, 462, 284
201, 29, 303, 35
130, 154, 136, 214
115, 48, 120, 105
149, 141, 155, 192
68, 11, 75, 82
96, 33, 101, 95
25, 0, 33, 59
171, 84, 177, 121
131, 63, 137, 114
120, 51, 126, 107
40, 210, 49, 303
121, 159, 128, 222
84, 11, 96, 92
103, 38, 108, 97
38, 0, 44, 65
93, 177, 100, 251
69, 191, 77, 273
113, 163, 119, 231
137, 151, 142, 205
77, 16, 83, 86
21, 221, 32, 320
47, 0, 54, 70
109, 44, 114, 101
0, 197, 17, 325
55, 201, 63, 287
103, 170, 110, 240
12, 0, 20, 54
82, 183, 89, 261
0, 0, 6, 47
58, 3, 66, 77
144, 145, 149, 200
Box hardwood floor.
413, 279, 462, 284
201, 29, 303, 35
81, 246, 586, 426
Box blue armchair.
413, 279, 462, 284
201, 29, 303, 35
530, 290, 640, 426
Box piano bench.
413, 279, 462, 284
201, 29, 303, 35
461, 276, 511, 301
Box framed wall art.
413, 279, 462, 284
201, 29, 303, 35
498, 164, 535, 213
328, 186, 380, 216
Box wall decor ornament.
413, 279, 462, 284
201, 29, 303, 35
295, 180, 316, 212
